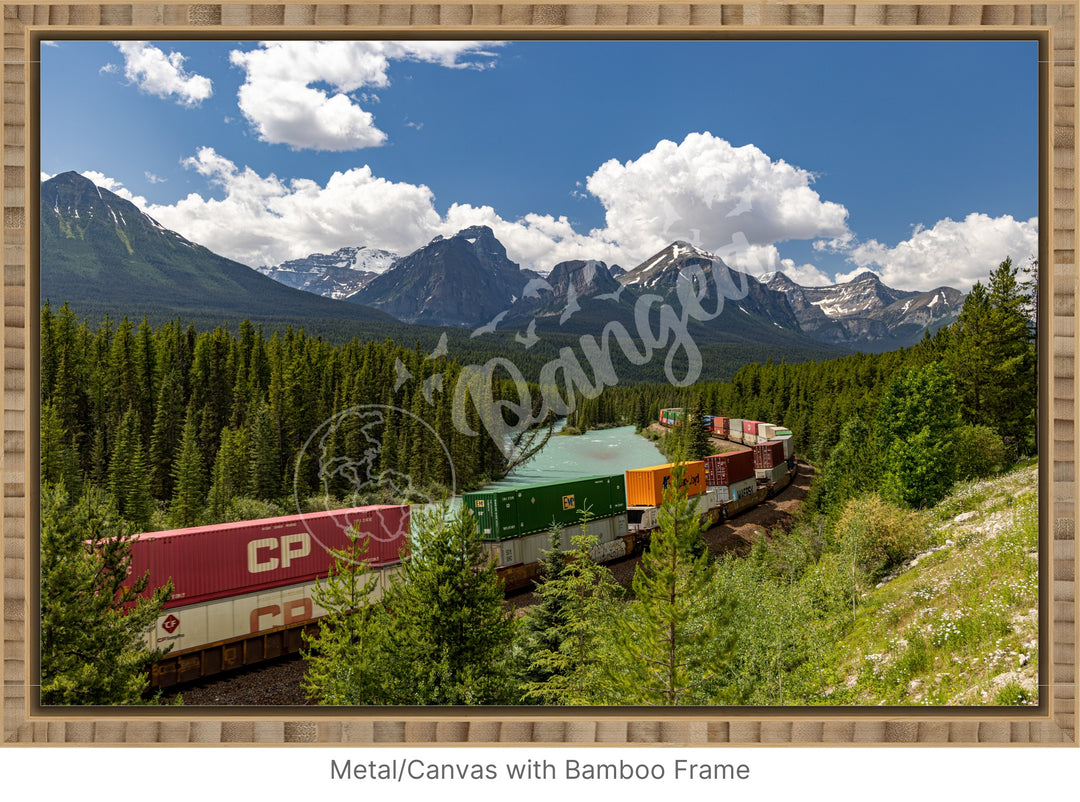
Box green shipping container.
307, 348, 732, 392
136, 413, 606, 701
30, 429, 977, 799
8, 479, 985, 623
462, 474, 627, 541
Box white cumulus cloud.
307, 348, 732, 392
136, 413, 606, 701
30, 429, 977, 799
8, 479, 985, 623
139, 148, 443, 266
114, 41, 212, 106
130, 150, 629, 270
585, 132, 851, 263
79, 133, 1026, 294
836, 213, 1039, 291
725, 242, 833, 286
441, 204, 627, 271
229, 41, 500, 151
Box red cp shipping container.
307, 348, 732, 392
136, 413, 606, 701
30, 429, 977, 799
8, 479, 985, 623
753, 440, 787, 470
704, 450, 755, 487
744, 420, 759, 436
128, 505, 410, 609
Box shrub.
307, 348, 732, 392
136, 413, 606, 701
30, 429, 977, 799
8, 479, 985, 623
954, 424, 1008, 480
834, 493, 931, 582
993, 681, 1035, 706
225, 496, 285, 521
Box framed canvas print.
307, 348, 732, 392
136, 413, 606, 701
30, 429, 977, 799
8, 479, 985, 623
0, 0, 1075, 755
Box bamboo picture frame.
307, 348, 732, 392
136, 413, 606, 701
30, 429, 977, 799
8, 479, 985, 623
1, 1, 1075, 746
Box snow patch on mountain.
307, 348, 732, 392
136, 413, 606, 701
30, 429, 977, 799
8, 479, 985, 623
258, 245, 398, 299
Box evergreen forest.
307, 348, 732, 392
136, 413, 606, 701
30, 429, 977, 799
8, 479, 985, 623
39, 257, 1039, 705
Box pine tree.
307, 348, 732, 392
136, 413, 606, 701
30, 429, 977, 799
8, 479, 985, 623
516, 529, 569, 690
41, 401, 81, 497
686, 395, 713, 460
40, 482, 172, 704
207, 427, 250, 521
985, 257, 1037, 445
606, 472, 733, 705
816, 415, 879, 518
108, 407, 154, 530
634, 393, 650, 431
50, 342, 86, 450
875, 362, 961, 508
379, 505, 517, 704
301, 526, 388, 705
248, 399, 281, 501
147, 369, 186, 500
945, 257, 1037, 448
106, 317, 139, 435
133, 317, 157, 445
522, 526, 621, 704
168, 407, 206, 527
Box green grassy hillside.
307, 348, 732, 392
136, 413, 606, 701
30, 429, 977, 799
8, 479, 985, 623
712, 462, 1039, 706
818, 463, 1039, 705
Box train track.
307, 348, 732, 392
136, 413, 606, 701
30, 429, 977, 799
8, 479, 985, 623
162, 461, 812, 706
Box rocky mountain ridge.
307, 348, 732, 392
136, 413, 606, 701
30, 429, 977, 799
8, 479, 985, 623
346, 225, 539, 328
39, 171, 396, 327
257, 245, 395, 299
766, 270, 964, 348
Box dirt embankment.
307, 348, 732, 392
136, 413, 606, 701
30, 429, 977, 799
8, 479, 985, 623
639, 424, 814, 560
702, 460, 814, 558
597, 459, 814, 590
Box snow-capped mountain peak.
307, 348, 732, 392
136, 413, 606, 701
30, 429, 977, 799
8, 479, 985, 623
257, 245, 398, 299
618, 240, 723, 289
766, 270, 966, 350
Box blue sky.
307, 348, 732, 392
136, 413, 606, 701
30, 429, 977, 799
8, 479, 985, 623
40, 39, 1038, 290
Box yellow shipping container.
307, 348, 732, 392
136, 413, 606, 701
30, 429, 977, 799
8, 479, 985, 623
625, 461, 707, 507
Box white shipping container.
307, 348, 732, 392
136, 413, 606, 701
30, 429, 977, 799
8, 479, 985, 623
145, 567, 400, 654
696, 488, 721, 516
775, 434, 794, 459
760, 424, 776, 440
718, 478, 758, 501
730, 477, 758, 500
485, 513, 629, 567
756, 464, 789, 483
729, 418, 744, 432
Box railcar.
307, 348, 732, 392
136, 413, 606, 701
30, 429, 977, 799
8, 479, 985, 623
134, 418, 797, 687
133, 505, 409, 687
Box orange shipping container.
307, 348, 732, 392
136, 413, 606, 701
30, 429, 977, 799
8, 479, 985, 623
625, 461, 706, 507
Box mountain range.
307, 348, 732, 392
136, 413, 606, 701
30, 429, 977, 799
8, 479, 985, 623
347, 226, 540, 327
764, 270, 964, 350
40, 172, 961, 372
40, 171, 397, 334
324, 231, 962, 351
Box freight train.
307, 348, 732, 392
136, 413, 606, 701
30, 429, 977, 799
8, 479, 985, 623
136, 413, 795, 688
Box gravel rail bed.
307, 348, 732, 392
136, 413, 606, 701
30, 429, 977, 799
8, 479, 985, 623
164, 657, 313, 706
